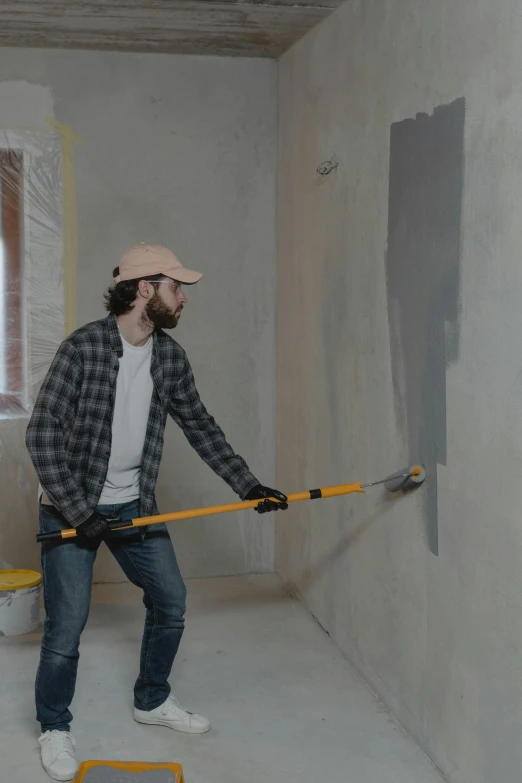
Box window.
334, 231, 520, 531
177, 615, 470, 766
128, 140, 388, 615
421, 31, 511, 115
0, 150, 25, 414
0, 128, 65, 417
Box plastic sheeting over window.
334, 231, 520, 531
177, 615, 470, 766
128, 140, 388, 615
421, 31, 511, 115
0, 130, 64, 419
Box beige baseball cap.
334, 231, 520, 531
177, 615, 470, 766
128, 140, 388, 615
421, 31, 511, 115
115, 243, 203, 285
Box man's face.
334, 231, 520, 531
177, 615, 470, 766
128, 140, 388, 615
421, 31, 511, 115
143, 279, 187, 329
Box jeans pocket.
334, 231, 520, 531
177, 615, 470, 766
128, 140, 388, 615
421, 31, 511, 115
39, 503, 67, 534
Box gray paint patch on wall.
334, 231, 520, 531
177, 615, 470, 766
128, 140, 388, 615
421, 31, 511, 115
385, 97, 465, 555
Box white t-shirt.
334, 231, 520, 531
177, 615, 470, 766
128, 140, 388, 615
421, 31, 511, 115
99, 332, 154, 504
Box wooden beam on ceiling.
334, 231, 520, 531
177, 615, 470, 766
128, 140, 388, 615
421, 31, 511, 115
0, 0, 344, 58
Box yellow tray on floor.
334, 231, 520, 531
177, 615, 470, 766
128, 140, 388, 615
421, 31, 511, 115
74, 760, 185, 782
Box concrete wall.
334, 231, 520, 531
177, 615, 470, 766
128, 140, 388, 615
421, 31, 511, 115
277, 2, 522, 782
0, 47, 277, 581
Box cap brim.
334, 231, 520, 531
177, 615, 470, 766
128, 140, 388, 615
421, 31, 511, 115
164, 268, 203, 285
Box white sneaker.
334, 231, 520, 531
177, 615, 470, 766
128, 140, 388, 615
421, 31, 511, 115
38, 730, 78, 781
134, 695, 211, 734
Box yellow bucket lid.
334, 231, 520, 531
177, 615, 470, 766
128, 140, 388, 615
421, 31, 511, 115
0, 570, 42, 591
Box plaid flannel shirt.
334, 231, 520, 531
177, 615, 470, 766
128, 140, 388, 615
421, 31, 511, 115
26, 314, 259, 527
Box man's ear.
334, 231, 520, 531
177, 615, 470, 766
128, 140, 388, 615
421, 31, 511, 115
137, 279, 153, 300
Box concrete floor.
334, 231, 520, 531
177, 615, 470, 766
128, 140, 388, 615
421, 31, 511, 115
0, 574, 444, 783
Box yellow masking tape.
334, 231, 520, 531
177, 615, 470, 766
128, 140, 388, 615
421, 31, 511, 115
45, 117, 83, 336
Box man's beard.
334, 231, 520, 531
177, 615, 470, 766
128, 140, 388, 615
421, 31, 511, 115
141, 292, 181, 330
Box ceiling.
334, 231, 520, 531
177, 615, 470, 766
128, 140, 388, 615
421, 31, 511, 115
0, 0, 344, 59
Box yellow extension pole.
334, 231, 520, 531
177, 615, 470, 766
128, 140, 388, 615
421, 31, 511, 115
39, 482, 366, 542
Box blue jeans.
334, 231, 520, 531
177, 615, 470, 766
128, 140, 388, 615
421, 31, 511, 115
36, 499, 187, 733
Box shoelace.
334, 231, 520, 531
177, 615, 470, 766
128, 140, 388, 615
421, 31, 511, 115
163, 696, 182, 714
41, 731, 75, 756
163, 696, 193, 717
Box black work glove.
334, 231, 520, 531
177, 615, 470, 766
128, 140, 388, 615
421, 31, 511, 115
75, 512, 112, 542
245, 484, 289, 514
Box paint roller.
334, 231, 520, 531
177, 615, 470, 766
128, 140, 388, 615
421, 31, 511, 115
382, 465, 426, 492
36, 465, 426, 543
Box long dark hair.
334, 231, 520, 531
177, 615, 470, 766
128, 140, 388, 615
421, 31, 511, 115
104, 267, 165, 315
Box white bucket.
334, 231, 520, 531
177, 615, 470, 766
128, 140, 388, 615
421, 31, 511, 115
0, 570, 42, 636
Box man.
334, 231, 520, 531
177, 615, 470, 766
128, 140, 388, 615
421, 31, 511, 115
26, 243, 288, 782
